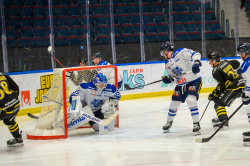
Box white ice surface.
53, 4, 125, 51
1, 93, 250, 166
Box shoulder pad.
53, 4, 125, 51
80, 82, 95, 89
241, 58, 250, 74
98, 60, 110, 66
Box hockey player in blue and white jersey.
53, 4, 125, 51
67, 73, 121, 133
237, 43, 250, 146
92, 52, 123, 89
160, 42, 202, 135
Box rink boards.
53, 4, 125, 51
7, 57, 241, 117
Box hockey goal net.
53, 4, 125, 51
27, 65, 119, 140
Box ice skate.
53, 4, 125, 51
163, 121, 172, 133
211, 117, 220, 125
243, 138, 250, 146
193, 122, 201, 136
213, 119, 229, 130
243, 131, 250, 139
7, 131, 24, 147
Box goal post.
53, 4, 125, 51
27, 65, 119, 140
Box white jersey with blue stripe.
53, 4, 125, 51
241, 57, 250, 97
98, 60, 111, 66
165, 48, 201, 86
69, 82, 121, 112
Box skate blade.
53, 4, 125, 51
243, 136, 250, 139
243, 142, 250, 146
7, 143, 24, 147
163, 129, 170, 133
213, 126, 229, 131
193, 131, 201, 136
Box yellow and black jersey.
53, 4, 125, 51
0, 72, 20, 118
212, 60, 245, 97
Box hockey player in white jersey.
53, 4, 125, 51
160, 42, 202, 135
67, 73, 121, 133
92, 52, 123, 89
237, 43, 250, 146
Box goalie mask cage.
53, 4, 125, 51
27, 65, 119, 140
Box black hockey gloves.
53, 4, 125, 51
162, 76, 174, 84
242, 93, 250, 105
208, 93, 218, 101
192, 60, 202, 74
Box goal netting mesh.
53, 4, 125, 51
27, 65, 118, 140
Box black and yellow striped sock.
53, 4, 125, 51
216, 106, 228, 120
7, 122, 20, 138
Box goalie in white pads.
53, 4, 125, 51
67, 73, 121, 134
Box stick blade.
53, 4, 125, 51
124, 84, 132, 90
195, 137, 210, 143
27, 113, 39, 119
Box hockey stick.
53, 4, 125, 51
124, 71, 192, 90
48, 46, 65, 68
199, 101, 210, 122
195, 103, 244, 143
82, 111, 119, 126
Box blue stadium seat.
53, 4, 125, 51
157, 22, 168, 33
130, 13, 140, 24
100, 0, 109, 5
52, 0, 59, 6
143, 3, 151, 13
128, 3, 139, 14
187, 2, 199, 12
8, 6, 20, 17
70, 26, 81, 36
8, 17, 20, 29
133, 23, 141, 33
36, 0, 47, 6
116, 3, 128, 14
20, 26, 33, 37
80, 35, 90, 44
118, 13, 130, 24
68, 36, 80, 45
89, 0, 100, 5
121, 33, 133, 43
56, 36, 68, 46
96, 34, 108, 44
176, 31, 188, 40
45, 26, 57, 36
145, 32, 158, 42
94, 14, 106, 26
81, 15, 94, 25
146, 0, 158, 2
33, 16, 44, 27
97, 24, 109, 35
45, 6, 55, 16
20, 6, 32, 16
180, 11, 191, 22
43, 36, 50, 46
20, 16, 32, 27
30, 37, 43, 46
208, 20, 220, 31
18, 37, 30, 47
175, 2, 187, 12
104, 4, 115, 14
80, 5, 93, 15
76, 0, 86, 7
143, 13, 153, 24
145, 22, 157, 33
93, 4, 105, 15
133, 33, 140, 43
121, 23, 133, 33
171, 11, 179, 22
196, 21, 208, 31
6, 27, 15, 37
205, 10, 215, 21
58, 26, 70, 37
7, 37, 16, 47
108, 34, 121, 43
184, 21, 196, 32
185, 0, 199, 2
188, 31, 201, 40
173, 22, 183, 33
106, 14, 118, 24
33, 6, 44, 16
33, 26, 45, 37
158, 32, 169, 41
153, 12, 165, 23
246, 0, 250, 11
69, 15, 80, 26
113, 0, 123, 5
213, 30, 225, 39
151, 3, 162, 13
45, 16, 56, 27
113, 24, 121, 34
60, 0, 70, 6
205, 30, 213, 39
57, 15, 68, 26
4, 0, 12, 7
124, 0, 134, 3
68, 6, 79, 16
56, 6, 67, 16
163, 2, 174, 13
200, 1, 211, 10
13, 0, 23, 6
192, 11, 201, 22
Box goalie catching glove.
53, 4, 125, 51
101, 99, 117, 115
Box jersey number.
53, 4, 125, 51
0, 81, 12, 100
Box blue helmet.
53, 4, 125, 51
93, 73, 107, 93
160, 42, 174, 56
237, 42, 250, 55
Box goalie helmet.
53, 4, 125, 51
207, 51, 221, 62
79, 58, 87, 65
160, 42, 174, 56
92, 52, 102, 59
237, 42, 250, 55
93, 73, 107, 94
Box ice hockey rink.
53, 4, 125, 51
1, 93, 250, 166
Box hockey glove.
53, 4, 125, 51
162, 76, 174, 84
208, 93, 217, 101
242, 93, 250, 105
192, 60, 202, 74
